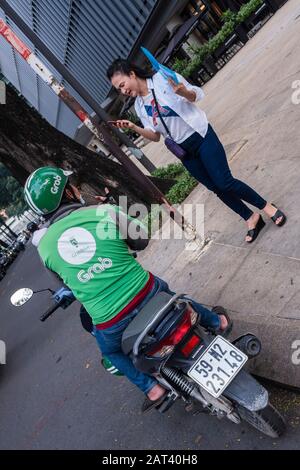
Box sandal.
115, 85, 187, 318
141, 391, 168, 413
271, 205, 286, 227
211, 306, 233, 337
246, 214, 265, 243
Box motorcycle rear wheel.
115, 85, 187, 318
236, 403, 286, 438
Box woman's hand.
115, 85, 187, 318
109, 120, 160, 142
94, 187, 116, 205
109, 119, 136, 130
168, 79, 196, 102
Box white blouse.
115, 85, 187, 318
134, 72, 208, 142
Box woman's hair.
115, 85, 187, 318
106, 58, 154, 81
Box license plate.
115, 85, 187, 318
187, 336, 248, 398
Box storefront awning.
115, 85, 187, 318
159, 15, 201, 64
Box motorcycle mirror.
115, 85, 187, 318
10, 288, 34, 306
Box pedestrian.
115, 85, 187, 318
106, 59, 286, 243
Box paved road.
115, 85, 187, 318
0, 243, 299, 450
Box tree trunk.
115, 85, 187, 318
0, 86, 166, 208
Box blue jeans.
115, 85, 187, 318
94, 275, 221, 394
180, 125, 267, 221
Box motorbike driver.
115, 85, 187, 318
24, 166, 231, 412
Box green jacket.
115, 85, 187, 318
38, 204, 149, 325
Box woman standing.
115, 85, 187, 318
106, 59, 286, 243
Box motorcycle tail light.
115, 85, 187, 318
148, 306, 195, 358
180, 334, 201, 357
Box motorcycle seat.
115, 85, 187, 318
121, 292, 174, 355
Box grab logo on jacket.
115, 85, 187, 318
77, 257, 113, 283
57, 227, 97, 265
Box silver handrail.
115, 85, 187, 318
132, 293, 185, 357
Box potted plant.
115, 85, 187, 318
206, 17, 238, 61
236, 0, 266, 28
221, 8, 249, 43
194, 43, 218, 75
172, 57, 189, 76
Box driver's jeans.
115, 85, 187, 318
94, 275, 221, 395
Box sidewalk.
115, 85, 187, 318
137, 0, 300, 388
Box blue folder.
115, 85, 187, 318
141, 47, 179, 84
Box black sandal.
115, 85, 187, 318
271, 206, 286, 227
211, 306, 233, 337
141, 392, 168, 413
246, 214, 265, 243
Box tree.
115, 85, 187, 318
0, 85, 171, 208
0, 163, 27, 216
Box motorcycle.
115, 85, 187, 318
16, 232, 28, 247
3, 240, 23, 266
10, 286, 286, 438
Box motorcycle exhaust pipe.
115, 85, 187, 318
233, 334, 261, 358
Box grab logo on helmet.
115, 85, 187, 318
51, 175, 62, 194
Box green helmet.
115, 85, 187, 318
24, 166, 73, 215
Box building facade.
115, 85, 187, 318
0, 0, 158, 138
